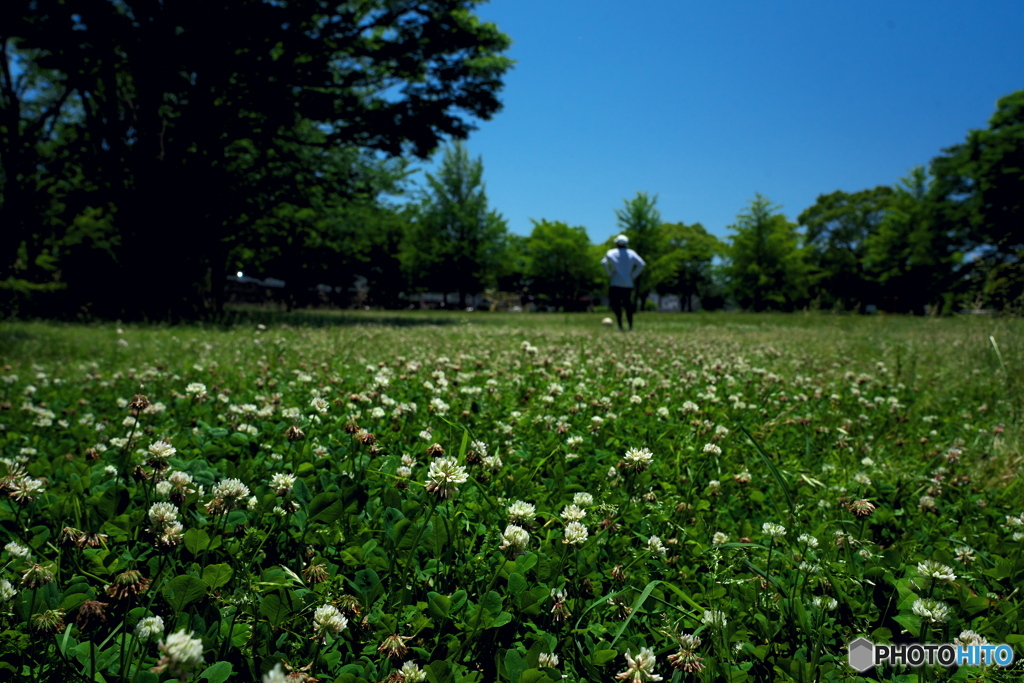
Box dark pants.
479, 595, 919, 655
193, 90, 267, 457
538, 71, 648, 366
609, 286, 634, 329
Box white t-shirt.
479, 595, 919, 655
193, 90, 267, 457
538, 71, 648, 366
602, 247, 646, 288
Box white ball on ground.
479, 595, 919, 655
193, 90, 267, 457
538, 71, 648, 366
601, 317, 614, 326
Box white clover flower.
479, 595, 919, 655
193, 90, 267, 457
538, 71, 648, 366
507, 500, 536, 524
702, 443, 722, 456
853, 472, 872, 486
573, 492, 594, 507
647, 535, 666, 557
425, 458, 468, 500
309, 397, 329, 414
168, 470, 194, 490
148, 440, 176, 460
263, 663, 288, 683
270, 472, 296, 493
313, 605, 348, 638
539, 652, 560, 667
148, 502, 178, 526
811, 596, 838, 611
135, 615, 165, 640
563, 521, 589, 546
400, 662, 427, 683
0, 579, 16, 602
954, 630, 987, 647
762, 522, 786, 539
4, 542, 31, 559
212, 478, 250, 501
712, 532, 729, 546
561, 504, 586, 521
156, 629, 205, 678
912, 598, 950, 623
701, 610, 727, 629
679, 633, 701, 650
566, 435, 584, 448
622, 447, 654, 471
797, 533, 819, 548
185, 383, 207, 395
482, 454, 503, 471
917, 560, 956, 583
499, 525, 530, 553
954, 546, 976, 564
616, 646, 662, 682
396, 466, 412, 478
155, 480, 173, 497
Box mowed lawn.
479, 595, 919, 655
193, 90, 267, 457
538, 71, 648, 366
0, 312, 1021, 683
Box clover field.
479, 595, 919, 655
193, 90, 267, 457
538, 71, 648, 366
0, 312, 1022, 683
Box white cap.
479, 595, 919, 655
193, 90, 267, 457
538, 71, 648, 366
614, 235, 628, 246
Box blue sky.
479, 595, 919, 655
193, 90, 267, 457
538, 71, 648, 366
411, 0, 1024, 244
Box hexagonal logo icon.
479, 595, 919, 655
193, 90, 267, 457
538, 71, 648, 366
848, 637, 875, 672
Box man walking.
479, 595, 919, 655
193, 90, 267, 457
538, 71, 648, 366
601, 235, 645, 331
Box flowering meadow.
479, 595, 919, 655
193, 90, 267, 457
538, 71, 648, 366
0, 313, 1022, 683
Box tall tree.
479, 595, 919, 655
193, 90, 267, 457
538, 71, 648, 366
0, 0, 512, 318
863, 168, 961, 314
402, 142, 508, 308
797, 187, 893, 311
930, 90, 1024, 308
523, 220, 600, 310
724, 194, 809, 312
225, 130, 412, 311
614, 191, 662, 310
648, 222, 722, 311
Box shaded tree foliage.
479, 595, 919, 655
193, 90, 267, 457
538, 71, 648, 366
0, 0, 512, 318
798, 187, 893, 311
647, 221, 722, 311
863, 168, 962, 314
523, 220, 601, 310
401, 142, 508, 308
930, 90, 1024, 308
725, 195, 809, 312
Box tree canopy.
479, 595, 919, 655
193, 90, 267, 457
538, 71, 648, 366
401, 142, 508, 308
725, 195, 809, 312
523, 220, 601, 310
0, 0, 513, 318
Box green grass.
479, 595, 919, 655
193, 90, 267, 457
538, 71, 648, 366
0, 312, 1021, 682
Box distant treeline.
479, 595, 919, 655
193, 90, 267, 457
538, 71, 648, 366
1, 2, 1021, 318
